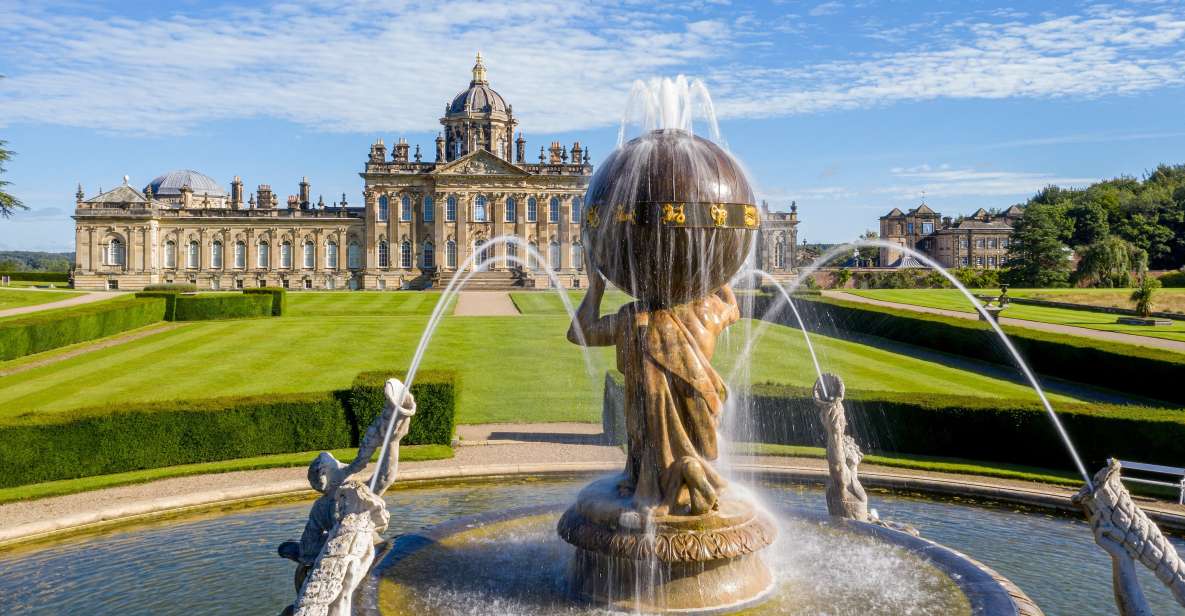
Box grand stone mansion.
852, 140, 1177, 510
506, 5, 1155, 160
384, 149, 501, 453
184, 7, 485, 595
878, 202, 1023, 269
72, 55, 799, 291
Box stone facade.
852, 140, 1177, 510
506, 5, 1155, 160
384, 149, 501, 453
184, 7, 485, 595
754, 201, 799, 276
879, 204, 1022, 269
73, 54, 801, 291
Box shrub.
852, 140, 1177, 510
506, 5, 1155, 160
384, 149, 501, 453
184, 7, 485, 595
142, 282, 197, 293
172, 293, 274, 321
0, 271, 69, 283
604, 374, 1185, 472
0, 393, 350, 488
134, 291, 179, 320
1158, 270, 1185, 288
756, 294, 1185, 406
348, 370, 458, 446
244, 287, 287, 316
0, 297, 166, 360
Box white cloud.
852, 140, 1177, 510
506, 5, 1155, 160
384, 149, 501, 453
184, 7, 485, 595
809, 2, 843, 17
0, 2, 1183, 135
877, 164, 1099, 199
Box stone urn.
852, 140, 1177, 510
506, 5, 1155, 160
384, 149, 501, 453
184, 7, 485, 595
581, 128, 759, 306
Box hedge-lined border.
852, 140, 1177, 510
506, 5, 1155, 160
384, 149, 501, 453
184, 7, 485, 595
173, 294, 274, 321
0, 370, 458, 488
756, 294, 1185, 406
349, 370, 458, 446
605, 372, 1185, 471
244, 287, 287, 316
0, 271, 70, 283
0, 297, 166, 361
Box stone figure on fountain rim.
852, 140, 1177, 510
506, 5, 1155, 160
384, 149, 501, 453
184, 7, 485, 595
568, 251, 738, 518
278, 379, 417, 616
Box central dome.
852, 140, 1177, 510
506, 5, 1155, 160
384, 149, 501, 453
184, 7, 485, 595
145, 169, 226, 197
447, 53, 508, 116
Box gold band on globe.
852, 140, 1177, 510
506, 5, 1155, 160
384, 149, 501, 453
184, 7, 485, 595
591, 201, 761, 229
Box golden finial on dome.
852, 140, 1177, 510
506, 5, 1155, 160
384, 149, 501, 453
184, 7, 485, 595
472, 51, 488, 85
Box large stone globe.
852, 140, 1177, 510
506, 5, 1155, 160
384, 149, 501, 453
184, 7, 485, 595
581, 129, 759, 306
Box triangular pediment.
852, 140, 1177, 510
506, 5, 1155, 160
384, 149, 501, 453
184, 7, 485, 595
433, 149, 530, 177
85, 184, 147, 204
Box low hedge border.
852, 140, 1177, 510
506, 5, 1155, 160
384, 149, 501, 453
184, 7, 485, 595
244, 287, 287, 316
756, 294, 1185, 406
0, 271, 70, 283
603, 372, 1185, 472
173, 293, 274, 321
0, 370, 459, 488
349, 370, 458, 446
0, 296, 166, 361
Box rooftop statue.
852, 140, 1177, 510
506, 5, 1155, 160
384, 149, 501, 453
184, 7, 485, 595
278, 379, 416, 616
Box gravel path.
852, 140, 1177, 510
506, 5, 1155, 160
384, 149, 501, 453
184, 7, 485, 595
825, 290, 1185, 352
0, 290, 120, 319
452, 291, 521, 316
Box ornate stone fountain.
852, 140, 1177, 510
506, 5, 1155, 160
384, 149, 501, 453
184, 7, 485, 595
560, 128, 776, 612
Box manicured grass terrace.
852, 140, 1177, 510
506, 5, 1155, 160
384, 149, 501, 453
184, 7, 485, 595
846, 288, 1185, 342
0, 289, 85, 311
1, 292, 1102, 425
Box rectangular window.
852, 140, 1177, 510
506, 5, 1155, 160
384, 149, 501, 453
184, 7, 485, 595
961, 257, 969, 266
527, 198, 537, 223
211, 278, 221, 290
423, 197, 434, 222
282, 278, 290, 289
235, 279, 244, 289
106, 279, 118, 290
988, 256, 996, 267
303, 279, 312, 289
975, 256, 984, 266
907, 223, 914, 234
987, 238, 997, 249
401, 197, 412, 222
975, 239, 985, 248
922, 222, 934, 234
959, 238, 968, 249
446, 197, 457, 222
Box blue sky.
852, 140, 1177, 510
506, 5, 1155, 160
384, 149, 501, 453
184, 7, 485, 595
2, 0, 1184, 251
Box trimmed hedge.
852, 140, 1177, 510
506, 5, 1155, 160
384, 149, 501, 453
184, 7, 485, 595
348, 370, 458, 446
0, 297, 166, 360
143, 282, 197, 292
173, 293, 274, 321
757, 294, 1185, 406
604, 372, 1185, 472
135, 291, 180, 320
0, 393, 350, 488
0, 271, 69, 283
244, 287, 287, 316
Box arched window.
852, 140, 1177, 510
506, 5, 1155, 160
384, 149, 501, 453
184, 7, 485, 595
378, 240, 390, 268
529, 242, 540, 271
280, 241, 292, 268
400, 240, 412, 268
234, 241, 246, 268
423, 196, 434, 222
774, 242, 785, 269
474, 195, 487, 222
107, 238, 125, 266
165, 240, 176, 268
303, 241, 315, 268
211, 240, 223, 269
527, 197, 538, 222
572, 243, 583, 269
422, 242, 435, 268
446, 196, 457, 222
347, 242, 361, 268
549, 197, 560, 223
258, 241, 270, 268
446, 240, 457, 268
401, 195, 412, 222
572, 197, 582, 223
326, 242, 338, 269
377, 196, 389, 221
187, 241, 199, 268
505, 197, 517, 223
506, 242, 518, 268
549, 241, 561, 270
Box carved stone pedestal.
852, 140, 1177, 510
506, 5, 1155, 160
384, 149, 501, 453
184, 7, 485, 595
557, 476, 777, 613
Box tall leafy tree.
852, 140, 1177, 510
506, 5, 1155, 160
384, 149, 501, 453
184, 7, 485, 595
1075, 236, 1134, 287
0, 140, 26, 218
1004, 202, 1073, 288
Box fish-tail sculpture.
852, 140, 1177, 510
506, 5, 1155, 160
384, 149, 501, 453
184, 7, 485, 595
1073, 459, 1185, 615
812, 373, 870, 522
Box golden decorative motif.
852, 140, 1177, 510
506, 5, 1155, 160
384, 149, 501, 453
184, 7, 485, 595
743, 205, 758, 228
662, 203, 686, 225
615, 207, 636, 224
710, 203, 728, 227
585, 205, 600, 227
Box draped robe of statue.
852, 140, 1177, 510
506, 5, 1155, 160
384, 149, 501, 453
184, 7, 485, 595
615, 289, 739, 514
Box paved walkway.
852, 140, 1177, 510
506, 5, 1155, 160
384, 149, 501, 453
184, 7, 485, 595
452, 291, 521, 316
4, 422, 1185, 547
0, 290, 119, 319
825, 290, 1185, 352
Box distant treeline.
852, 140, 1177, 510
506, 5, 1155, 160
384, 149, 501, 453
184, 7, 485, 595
0, 251, 73, 272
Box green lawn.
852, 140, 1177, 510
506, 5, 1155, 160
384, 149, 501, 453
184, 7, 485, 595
1008, 287, 1185, 314
285, 291, 449, 316
846, 288, 1185, 342
0, 289, 84, 310
0, 292, 130, 323
0, 305, 1099, 425
509, 289, 632, 315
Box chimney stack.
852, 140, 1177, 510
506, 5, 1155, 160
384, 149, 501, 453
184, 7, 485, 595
299, 176, 311, 209
231, 176, 244, 209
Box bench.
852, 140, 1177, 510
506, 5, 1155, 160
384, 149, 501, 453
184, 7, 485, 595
1118, 460, 1185, 504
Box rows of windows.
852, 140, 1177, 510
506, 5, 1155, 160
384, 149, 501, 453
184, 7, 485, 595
373, 194, 582, 224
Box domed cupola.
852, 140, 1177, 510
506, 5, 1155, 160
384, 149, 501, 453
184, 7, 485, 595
440, 53, 517, 162
145, 170, 227, 198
